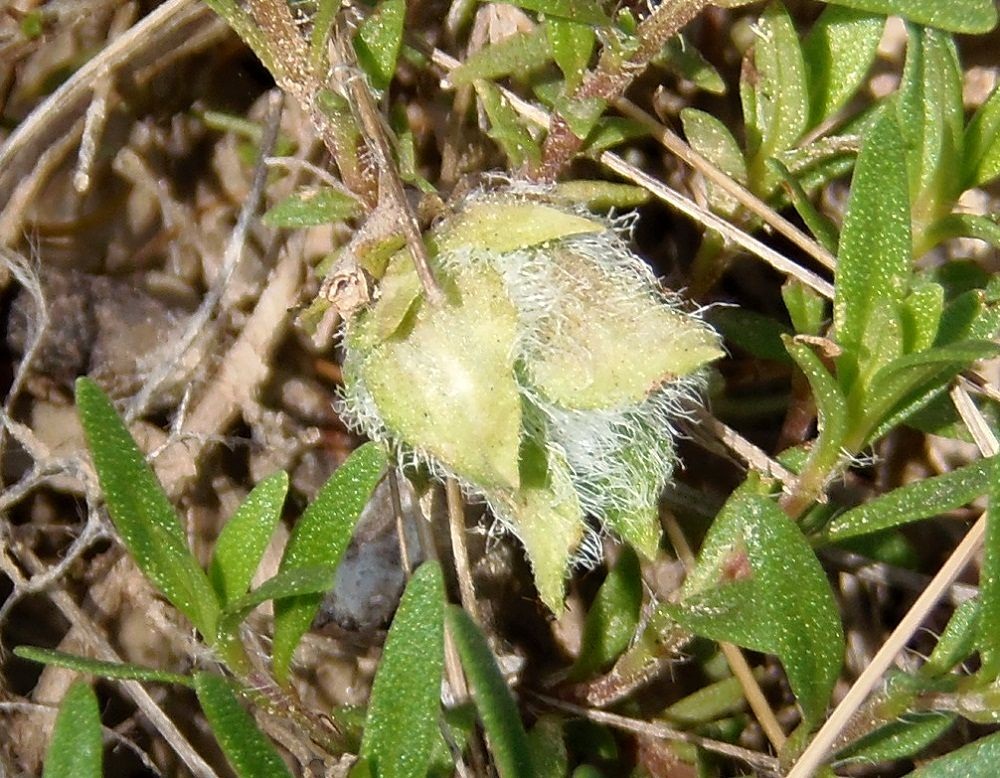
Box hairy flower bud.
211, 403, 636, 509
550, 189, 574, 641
339, 185, 723, 612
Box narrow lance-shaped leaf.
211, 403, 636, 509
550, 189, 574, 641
963, 84, 1000, 188
906, 729, 1000, 777
449, 27, 552, 87
271, 442, 387, 683
802, 6, 884, 125
262, 187, 361, 229
822, 455, 997, 542
499, 0, 609, 25
14, 646, 194, 687
667, 481, 844, 727
569, 546, 643, 680
833, 112, 912, 380
978, 456, 1000, 678
42, 682, 102, 778
210, 471, 288, 607
360, 562, 445, 778
75, 378, 220, 638
447, 606, 534, 777
818, 0, 997, 34
194, 673, 293, 778
353, 0, 406, 91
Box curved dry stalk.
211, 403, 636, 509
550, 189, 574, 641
787, 383, 999, 777
534, 693, 781, 775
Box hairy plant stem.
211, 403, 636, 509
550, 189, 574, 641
532, 0, 712, 182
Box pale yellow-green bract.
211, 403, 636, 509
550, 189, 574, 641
340, 186, 723, 612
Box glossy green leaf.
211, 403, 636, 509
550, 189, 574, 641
447, 606, 534, 777
747, 3, 809, 180
896, 25, 964, 225
681, 107, 747, 215
979, 457, 1000, 677
923, 599, 980, 678
546, 17, 594, 91
499, 0, 609, 25
527, 716, 568, 778
43, 682, 102, 778
262, 187, 361, 228
820, 0, 997, 34
474, 80, 542, 168
964, 85, 1000, 187
663, 673, 756, 726
657, 36, 726, 95
823, 455, 996, 542
862, 341, 1000, 439
219, 565, 342, 637
668, 482, 844, 726
210, 472, 288, 606
353, 0, 406, 91
569, 547, 643, 680
783, 280, 829, 337
272, 442, 386, 683
785, 338, 849, 465
14, 646, 193, 687
906, 729, 1000, 776
802, 6, 884, 124
194, 672, 293, 778
901, 281, 945, 355
768, 159, 840, 255
833, 112, 912, 369
711, 307, 793, 363
360, 562, 445, 778
839, 713, 955, 765
75, 378, 220, 638
449, 28, 551, 87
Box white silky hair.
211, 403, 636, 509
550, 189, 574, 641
337, 185, 717, 568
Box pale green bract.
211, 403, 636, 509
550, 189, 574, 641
340, 185, 723, 612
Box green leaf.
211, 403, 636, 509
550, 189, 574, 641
923, 599, 980, 678
194, 673, 293, 778
271, 442, 386, 683
262, 187, 361, 228
963, 85, 1000, 187
768, 159, 840, 255
446, 606, 534, 777
823, 456, 997, 543
527, 717, 568, 778
906, 730, 1000, 776
681, 107, 748, 215
657, 36, 726, 95
209, 472, 288, 606
663, 673, 757, 726
219, 565, 343, 637
839, 713, 955, 765
833, 112, 912, 370
896, 25, 964, 227
862, 341, 1000, 439
667, 482, 844, 726
802, 6, 884, 124
449, 28, 552, 87
497, 0, 610, 25
819, 0, 997, 34
569, 547, 643, 680
747, 3, 809, 181
360, 562, 445, 778
783, 280, 829, 337
546, 18, 594, 91
711, 307, 792, 363
43, 682, 102, 778
75, 378, 220, 638
474, 80, 542, 168
14, 646, 194, 687
785, 338, 850, 468
925, 213, 1000, 250
353, 0, 406, 91
979, 457, 1000, 677
579, 117, 648, 155
901, 281, 945, 354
